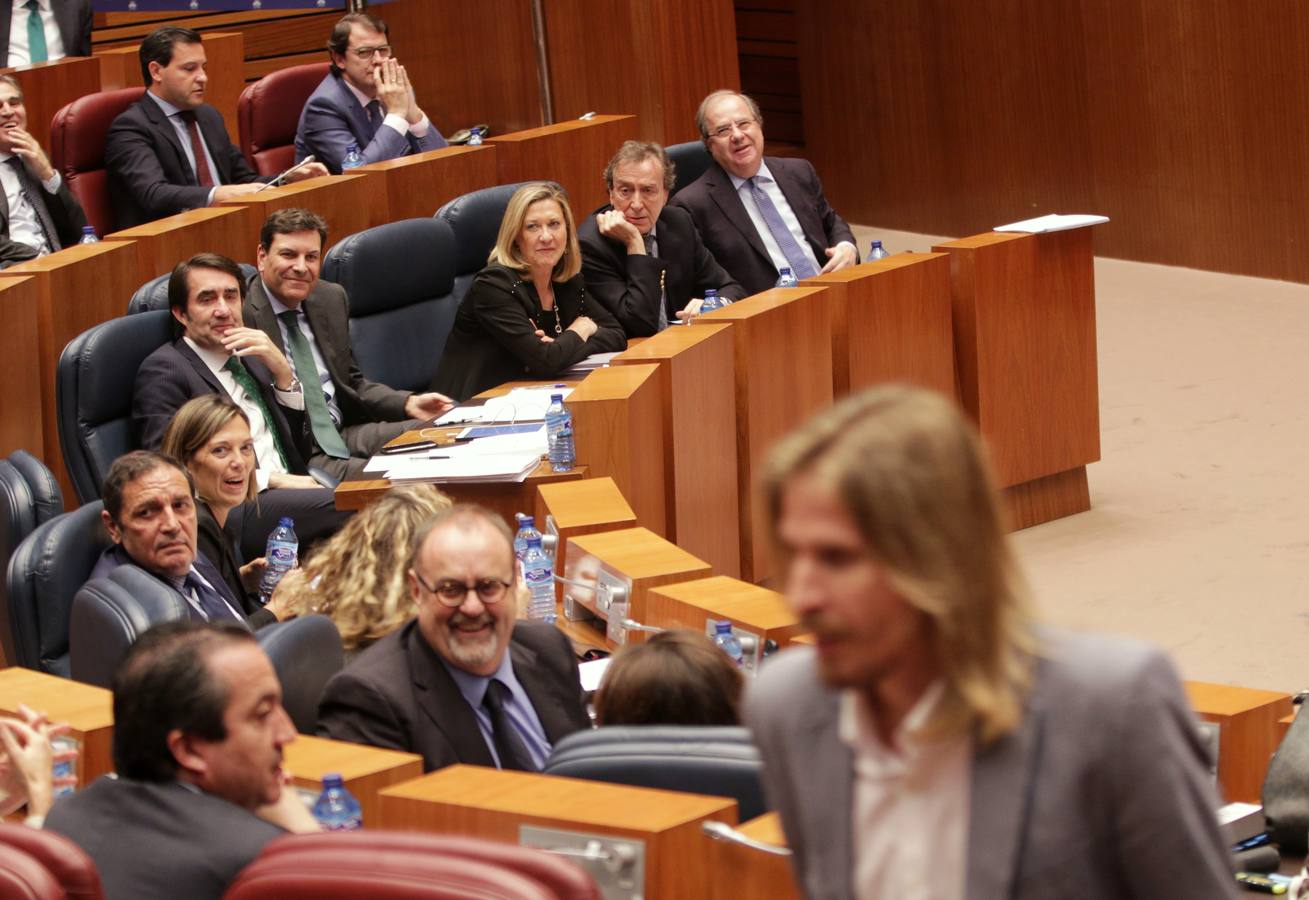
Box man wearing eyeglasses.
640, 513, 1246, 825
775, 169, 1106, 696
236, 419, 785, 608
316, 504, 590, 772
295, 12, 447, 175
672, 90, 858, 295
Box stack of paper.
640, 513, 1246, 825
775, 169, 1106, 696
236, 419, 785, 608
434, 386, 574, 426
561, 352, 620, 377
367, 427, 548, 483
994, 213, 1109, 233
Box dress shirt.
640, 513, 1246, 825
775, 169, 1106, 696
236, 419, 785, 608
441, 651, 552, 770
145, 91, 223, 206
0, 150, 59, 252
730, 161, 852, 277
839, 683, 970, 900
341, 76, 432, 141
7, 0, 64, 66
264, 285, 343, 426
170, 564, 245, 623
181, 336, 303, 491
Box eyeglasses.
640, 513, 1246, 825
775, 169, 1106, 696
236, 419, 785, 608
350, 44, 394, 61
707, 118, 757, 141
412, 571, 513, 607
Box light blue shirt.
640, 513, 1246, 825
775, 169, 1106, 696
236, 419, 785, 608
441, 651, 552, 770
265, 285, 343, 426
145, 91, 222, 206
728, 160, 824, 275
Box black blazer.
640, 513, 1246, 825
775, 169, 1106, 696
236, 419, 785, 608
132, 337, 311, 472
430, 265, 627, 402
670, 156, 857, 296
0, 0, 91, 66
195, 501, 256, 613
317, 619, 591, 772
105, 94, 263, 229
578, 203, 745, 337
0, 169, 88, 268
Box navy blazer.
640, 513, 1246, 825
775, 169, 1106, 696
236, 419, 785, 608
294, 71, 447, 174
0, 0, 91, 66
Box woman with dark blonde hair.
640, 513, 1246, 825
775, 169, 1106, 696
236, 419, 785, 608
592, 629, 743, 727
431, 181, 626, 401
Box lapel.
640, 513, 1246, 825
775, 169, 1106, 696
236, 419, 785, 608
705, 163, 772, 266
0, 5, 11, 68
326, 73, 374, 146
796, 689, 856, 899
52, 1, 76, 50
245, 281, 286, 354
509, 632, 573, 743
299, 284, 350, 390
769, 158, 825, 257
405, 623, 497, 766
0, 165, 10, 231
172, 338, 225, 394
139, 95, 195, 185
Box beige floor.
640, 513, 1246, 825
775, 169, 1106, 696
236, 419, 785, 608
849, 223, 1309, 693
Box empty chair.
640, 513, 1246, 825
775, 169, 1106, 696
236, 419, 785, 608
0, 823, 105, 900
255, 614, 344, 733
0, 841, 65, 900
321, 218, 459, 391
0, 451, 63, 664
69, 566, 188, 689
127, 263, 259, 315
544, 725, 769, 821
435, 182, 530, 305
665, 141, 714, 196
238, 62, 330, 177
49, 87, 145, 237
55, 311, 174, 504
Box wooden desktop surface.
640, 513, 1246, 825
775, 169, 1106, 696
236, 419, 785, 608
353, 145, 499, 222
0, 667, 114, 786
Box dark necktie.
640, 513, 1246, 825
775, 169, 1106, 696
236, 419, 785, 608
746, 175, 818, 280
182, 570, 246, 627
223, 357, 290, 470
276, 309, 350, 459
643, 233, 668, 331
177, 110, 216, 188
483, 679, 535, 771
24, 0, 46, 64
364, 100, 382, 138
4, 157, 55, 252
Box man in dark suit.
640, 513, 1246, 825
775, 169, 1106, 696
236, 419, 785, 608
579, 140, 744, 336
105, 26, 327, 230
0, 74, 86, 267
317, 505, 590, 772
244, 207, 453, 480
671, 90, 858, 295
295, 11, 446, 175
0, 0, 91, 67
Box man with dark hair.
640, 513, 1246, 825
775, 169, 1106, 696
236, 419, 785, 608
244, 207, 453, 479
318, 504, 590, 772
295, 12, 445, 175
0, 0, 90, 67
106, 26, 327, 229
0, 73, 87, 267
579, 140, 744, 336
45, 620, 317, 900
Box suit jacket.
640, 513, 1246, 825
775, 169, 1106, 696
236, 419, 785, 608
744, 631, 1238, 900
106, 94, 263, 229
294, 71, 447, 175
132, 337, 310, 470
0, 167, 88, 267
671, 156, 856, 296
430, 265, 627, 402
578, 203, 745, 337
317, 618, 591, 772
0, 0, 91, 67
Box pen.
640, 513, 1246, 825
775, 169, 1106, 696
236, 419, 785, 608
1236, 872, 1287, 894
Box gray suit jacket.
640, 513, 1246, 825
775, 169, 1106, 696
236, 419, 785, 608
0, 0, 91, 67
744, 631, 1238, 900
0, 167, 88, 267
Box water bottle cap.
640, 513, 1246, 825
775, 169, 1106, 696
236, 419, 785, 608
550, 393, 564, 402
715, 621, 733, 634
82, 225, 95, 234
519, 515, 535, 528
277, 517, 294, 527
705, 289, 717, 297
780, 267, 792, 275
872, 240, 883, 249
322, 773, 344, 788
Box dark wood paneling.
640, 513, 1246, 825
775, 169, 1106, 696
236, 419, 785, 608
736, 0, 801, 146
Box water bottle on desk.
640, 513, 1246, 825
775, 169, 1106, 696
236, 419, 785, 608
311, 774, 362, 830
78, 226, 99, 244
712, 621, 744, 666
258, 517, 298, 605
775, 267, 798, 288
468, 126, 484, 146
514, 514, 543, 579
341, 143, 365, 171
868, 240, 890, 261
699, 288, 724, 314
523, 536, 556, 623
545, 394, 575, 472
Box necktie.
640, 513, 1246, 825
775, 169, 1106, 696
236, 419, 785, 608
177, 111, 216, 188
483, 679, 535, 771
4, 157, 54, 251
276, 310, 350, 459
364, 100, 382, 138
223, 357, 290, 470
182, 571, 246, 627
24, 1, 46, 64
747, 176, 818, 280
643, 233, 668, 331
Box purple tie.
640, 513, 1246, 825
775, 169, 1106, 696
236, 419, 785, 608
747, 176, 818, 280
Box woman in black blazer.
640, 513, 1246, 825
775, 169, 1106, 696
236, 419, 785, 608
431, 182, 627, 401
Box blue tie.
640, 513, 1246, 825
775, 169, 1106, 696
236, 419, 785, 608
24, 1, 46, 64
182, 571, 246, 627
364, 100, 382, 139
747, 176, 818, 280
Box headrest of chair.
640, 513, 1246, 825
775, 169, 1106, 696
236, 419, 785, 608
0, 461, 36, 552
4, 451, 61, 525
0, 842, 64, 900
241, 62, 329, 156
322, 218, 456, 317
435, 183, 530, 273
0, 822, 105, 900
70, 567, 187, 688
52, 87, 145, 173
126, 264, 257, 315
665, 141, 714, 195
256, 615, 344, 733
62, 311, 174, 422
550, 724, 758, 757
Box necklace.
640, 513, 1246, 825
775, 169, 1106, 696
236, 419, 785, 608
519, 278, 564, 335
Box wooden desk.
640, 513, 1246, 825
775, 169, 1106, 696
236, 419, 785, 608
0, 667, 114, 787
711, 813, 799, 900
645, 576, 806, 660
2, 57, 100, 151
614, 323, 741, 578
0, 277, 44, 459
933, 229, 1100, 529
103, 206, 252, 282
220, 173, 380, 253
534, 476, 638, 602
1186, 681, 1293, 804
487, 115, 639, 216
281, 734, 423, 828
379, 765, 737, 900
353, 145, 498, 222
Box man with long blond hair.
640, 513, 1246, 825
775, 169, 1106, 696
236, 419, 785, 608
745, 385, 1236, 900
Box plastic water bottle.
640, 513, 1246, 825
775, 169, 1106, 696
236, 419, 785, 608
712, 621, 744, 667
468, 126, 484, 146
258, 516, 298, 604
78, 225, 99, 244
51, 736, 76, 799
775, 267, 798, 288
523, 536, 556, 623
868, 240, 890, 261
311, 774, 362, 830
340, 143, 365, 171
545, 394, 575, 472
699, 288, 724, 314
514, 514, 542, 579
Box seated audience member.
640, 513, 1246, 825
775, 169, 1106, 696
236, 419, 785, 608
431, 182, 627, 401
0, 74, 88, 267
0, 705, 73, 827
246, 207, 453, 479
277, 483, 452, 659
295, 11, 446, 174
745, 385, 1238, 900
1, 0, 91, 66
580, 140, 744, 336
106, 27, 327, 230
46, 621, 319, 900
91, 450, 288, 627
592, 629, 743, 727
317, 504, 590, 772
671, 90, 857, 295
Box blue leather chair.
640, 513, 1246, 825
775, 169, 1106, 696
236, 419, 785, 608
321, 218, 460, 393
69, 566, 187, 688
666, 141, 714, 196
126, 263, 259, 315
0, 451, 63, 665
435, 182, 530, 305
256, 614, 344, 733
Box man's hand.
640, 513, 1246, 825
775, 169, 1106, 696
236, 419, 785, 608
567, 316, 598, 340
675, 298, 705, 322
819, 242, 858, 274
596, 209, 644, 255
6, 128, 53, 183
267, 473, 323, 490
286, 162, 328, 182
212, 183, 265, 203
221, 326, 295, 387
405, 392, 454, 421
396, 63, 425, 126
256, 773, 322, 833
0, 705, 72, 819
374, 58, 412, 121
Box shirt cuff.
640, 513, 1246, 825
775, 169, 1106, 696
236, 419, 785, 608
41, 172, 61, 194
23, 814, 44, 829
256, 469, 271, 492
274, 384, 305, 411
205, 187, 217, 206
408, 114, 430, 138
382, 113, 409, 136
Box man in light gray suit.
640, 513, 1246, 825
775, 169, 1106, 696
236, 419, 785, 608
746, 385, 1238, 900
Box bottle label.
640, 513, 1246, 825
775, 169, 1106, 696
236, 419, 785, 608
267, 543, 297, 567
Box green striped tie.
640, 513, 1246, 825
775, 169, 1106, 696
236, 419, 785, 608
223, 357, 290, 471
277, 310, 350, 459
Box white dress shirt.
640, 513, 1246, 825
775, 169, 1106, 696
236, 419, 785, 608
0, 150, 59, 252
145, 91, 223, 205
264, 285, 344, 427
342, 77, 431, 140
7, 0, 65, 66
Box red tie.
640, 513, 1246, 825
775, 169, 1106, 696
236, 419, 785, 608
178, 110, 215, 188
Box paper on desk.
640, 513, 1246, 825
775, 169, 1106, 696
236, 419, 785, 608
562, 352, 620, 377
578, 657, 611, 693
994, 213, 1109, 233
481, 386, 574, 421
435, 405, 488, 426
372, 430, 549, 481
